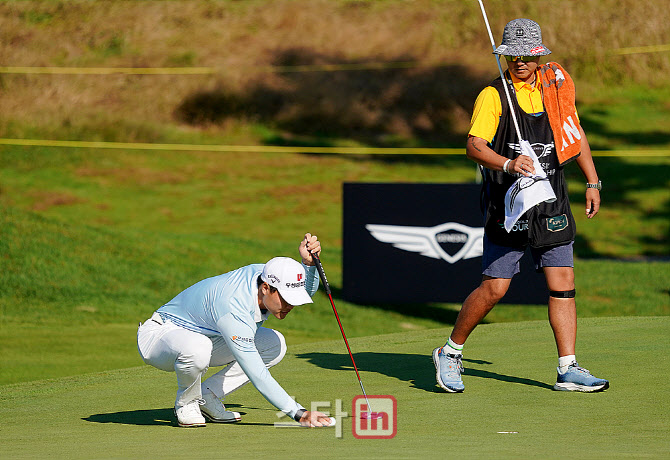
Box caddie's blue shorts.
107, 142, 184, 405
481, 235, 574, 279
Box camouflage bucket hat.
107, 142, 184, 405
493, 18, 552, 57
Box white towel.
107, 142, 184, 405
504, 140, 556, 232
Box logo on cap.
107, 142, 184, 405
530, 46, 545, 55
297, 273, 303, 281
285, 280, 306, 288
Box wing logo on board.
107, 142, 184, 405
365, 222, 484, 264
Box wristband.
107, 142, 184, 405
294, 409, 306, 422
503, 159, 511, 174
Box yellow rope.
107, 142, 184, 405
0, 61, 425, 75
0, 138, 666, 156
612, 44, 670, 55
0, 43, 667, 75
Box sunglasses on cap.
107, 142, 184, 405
504, 55, 538, 62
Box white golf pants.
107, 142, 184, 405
137, 312, 286, 408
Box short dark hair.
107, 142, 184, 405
257, 275, 277, 293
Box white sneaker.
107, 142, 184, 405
200, 389, 241, 423
174, 400, 206, 427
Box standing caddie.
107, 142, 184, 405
137, 233, 334, 427
433, 18, 609, 393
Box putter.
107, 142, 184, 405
310, 252, 380, 419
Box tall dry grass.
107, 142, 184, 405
0, 0, 668, 144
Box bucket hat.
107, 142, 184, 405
493, 18, 551, 56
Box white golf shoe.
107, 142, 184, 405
174, 400, 206, 427
200, 389, 242, 423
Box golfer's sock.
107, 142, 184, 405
443, 337, 464, 356
558, 355, 576, 374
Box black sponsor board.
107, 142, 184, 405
343, 183, 548, 304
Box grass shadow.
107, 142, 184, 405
175, 47, 489, 149
464, 369, 553, 390
83, 406, 264, 427
296, 352, 551, 393
580, 111, 670, 150
83, 408, 176, 426
327, 284, 469, 326
565, 156, 670, 259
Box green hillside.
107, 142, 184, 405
1, 0, 669, 149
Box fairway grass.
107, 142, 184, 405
1, 316, 667, 459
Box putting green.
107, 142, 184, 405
1, 316, 667, 458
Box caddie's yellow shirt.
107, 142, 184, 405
468, 70, 544, 143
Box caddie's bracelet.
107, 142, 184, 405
294, 409, 306, 422
503, 159, 511, 174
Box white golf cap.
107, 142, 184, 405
261, 257, 313, 306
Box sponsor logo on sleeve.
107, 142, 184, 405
231, 335, 254, 343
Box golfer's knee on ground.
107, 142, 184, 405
175, 335, 212, 376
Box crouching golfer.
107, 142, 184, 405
137, 233, 333, 428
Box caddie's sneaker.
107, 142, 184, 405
174, 400, 206, 427
554, 362, 609, 392
200, 389, 242, 423
433, 347, 465, 393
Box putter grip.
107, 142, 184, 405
311, 253, 332, 295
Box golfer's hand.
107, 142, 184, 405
299, 410, 333, 427
299, 233, 321, 266
586, 189, 600, 218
